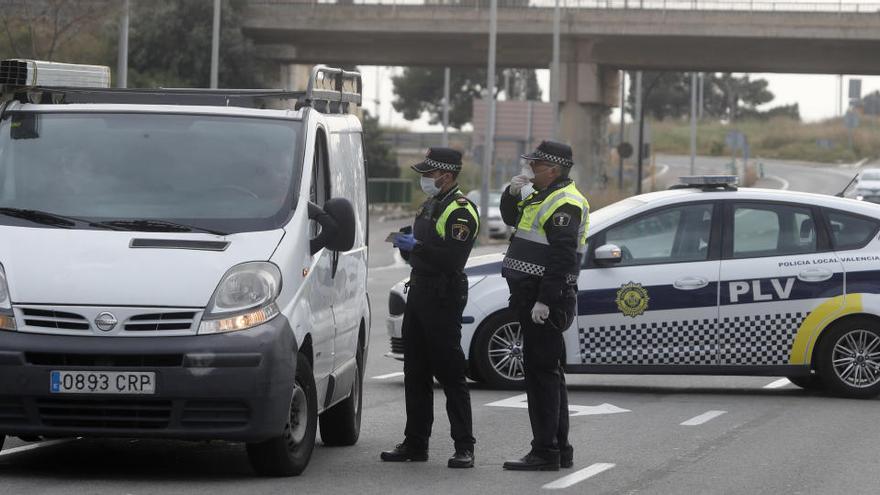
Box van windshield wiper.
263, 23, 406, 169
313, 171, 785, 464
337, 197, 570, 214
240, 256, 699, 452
96, 219, 229, 236
0, 207, 128, 230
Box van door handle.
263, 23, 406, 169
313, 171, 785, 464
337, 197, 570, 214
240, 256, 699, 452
798, 268, 833, 283
673, 277, 708, 290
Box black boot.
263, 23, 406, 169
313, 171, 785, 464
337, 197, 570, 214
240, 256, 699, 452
502, 451, 560, 471
380, 442, 428, 462
448, 448, 474, 468
560, 445, 574, 468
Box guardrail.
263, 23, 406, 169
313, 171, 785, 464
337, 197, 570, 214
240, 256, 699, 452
368, 178, 413, 204
247, 0, 880, 13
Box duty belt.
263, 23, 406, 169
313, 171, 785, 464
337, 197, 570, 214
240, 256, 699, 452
502, 257, 578, 284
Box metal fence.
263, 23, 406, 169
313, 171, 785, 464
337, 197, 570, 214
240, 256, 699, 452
368, 178, 413, 204
248, 0, 880, 13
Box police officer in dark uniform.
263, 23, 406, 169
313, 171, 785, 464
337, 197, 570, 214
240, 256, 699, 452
499, 141, 590, 472
380, 147, 480, 469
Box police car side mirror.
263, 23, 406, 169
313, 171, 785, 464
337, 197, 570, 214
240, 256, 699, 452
595, 244, 623, 265
307, 199, 356, 255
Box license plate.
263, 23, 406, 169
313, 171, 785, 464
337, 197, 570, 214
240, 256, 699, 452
50, 371, 156, 395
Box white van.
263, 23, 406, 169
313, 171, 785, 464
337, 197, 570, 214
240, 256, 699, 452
0, 60, 369, 476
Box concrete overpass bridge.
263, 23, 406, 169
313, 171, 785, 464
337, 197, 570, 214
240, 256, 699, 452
242, 0, 880, 184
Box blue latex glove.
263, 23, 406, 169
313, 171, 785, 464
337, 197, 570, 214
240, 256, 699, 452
393, 233, 418, 252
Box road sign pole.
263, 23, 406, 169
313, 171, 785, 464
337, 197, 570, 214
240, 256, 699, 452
116, 0, 129, 88
210, 0, 221, 89
442, 67, 450, 147
635, 71, 643, 195
618, 70, 626, 190
690, 71, 697, 175
551, 0, 561, 140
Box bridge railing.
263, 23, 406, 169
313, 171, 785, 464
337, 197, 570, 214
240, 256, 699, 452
248, 0, 880, 13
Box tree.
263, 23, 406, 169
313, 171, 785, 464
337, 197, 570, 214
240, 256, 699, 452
391, 67, 542, 129
361, 110, 399, 178
627, 71, 775, 121
128, 0, 269, 88
0, 0, 115, 63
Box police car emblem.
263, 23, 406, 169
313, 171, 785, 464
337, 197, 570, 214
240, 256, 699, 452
552, 212, 571, 227
616, 282, 649, 318
451, 223, 470, 241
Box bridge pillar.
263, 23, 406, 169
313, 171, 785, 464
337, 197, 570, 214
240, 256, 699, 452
279, 63, 311, 91
557, 41, 619, 191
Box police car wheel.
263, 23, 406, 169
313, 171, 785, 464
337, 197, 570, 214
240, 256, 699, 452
247, 352, 318, 476
817, 319, 880, 399
472, 311, 526, 390
319, 340, 364, 446
786, 374, 824, 391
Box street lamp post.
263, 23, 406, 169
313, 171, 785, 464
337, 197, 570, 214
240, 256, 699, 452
210, 0, 221, 89
636, 72, 665, 195
480, 0, 497, 243
116, 0, 129, 88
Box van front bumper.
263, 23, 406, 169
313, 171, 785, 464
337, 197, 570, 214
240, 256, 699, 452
0, 316, 296, 443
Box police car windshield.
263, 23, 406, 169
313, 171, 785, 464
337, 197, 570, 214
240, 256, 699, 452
0, 112, 301, 233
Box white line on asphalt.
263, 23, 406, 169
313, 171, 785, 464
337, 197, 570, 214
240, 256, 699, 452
372, 371, 405, 380
542, 463, 616, 490
764, 378, 792, 389
0, 439, 73, 457
765, 175, 790, 190
680, 410, 727, 426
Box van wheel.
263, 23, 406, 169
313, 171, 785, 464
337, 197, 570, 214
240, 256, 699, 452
247, 352, 317, 476
319, 343, 363, 446
786, 374, 823, 391
472, 310, 526, 390
817, 318, 880, 399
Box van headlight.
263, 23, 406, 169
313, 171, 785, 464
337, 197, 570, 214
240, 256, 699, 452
0, 265, 15, 331
199, 262, 282, 335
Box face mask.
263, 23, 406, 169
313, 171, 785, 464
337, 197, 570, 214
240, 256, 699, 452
420, 176, 441, 196
521, 165, 536, 180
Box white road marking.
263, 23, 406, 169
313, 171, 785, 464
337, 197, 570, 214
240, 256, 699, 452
372, 371, 405, 380
486, 393, 630, 417
680, 410, 727, 426
764, 378, 792, 389
765, 175, 790, 190
542, 463, 616, 490
0, 439, 74, 457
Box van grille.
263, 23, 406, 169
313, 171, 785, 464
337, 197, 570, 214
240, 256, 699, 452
21, 308, 90, 330
124, 311, 197, 332
390, 337, 405, 355
0, 398, 27, 424
25, 353, 183, 367
36, 398, 172, 429
181, 401, 250, 428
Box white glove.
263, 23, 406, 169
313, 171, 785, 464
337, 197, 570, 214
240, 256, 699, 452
531, 302, 550, 325
509, 175, 531, 195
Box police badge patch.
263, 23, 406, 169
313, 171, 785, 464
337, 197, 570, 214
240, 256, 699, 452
616, 282, 649, 318
552, 211, 571, 227
451, 223, 471, 241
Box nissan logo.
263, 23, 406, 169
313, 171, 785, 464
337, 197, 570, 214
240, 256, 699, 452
94, 312, 118, 332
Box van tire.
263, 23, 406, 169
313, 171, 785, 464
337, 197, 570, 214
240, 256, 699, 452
817, 318, 880, 399
319, 343, 363, 446
247, 352, 317, 476
472, 310, 526, 390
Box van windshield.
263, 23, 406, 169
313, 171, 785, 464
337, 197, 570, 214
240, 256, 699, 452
0, 112, 302, 233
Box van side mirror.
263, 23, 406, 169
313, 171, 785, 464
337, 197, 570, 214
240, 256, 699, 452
307, 198, 356, 255
595, 243, 622, 265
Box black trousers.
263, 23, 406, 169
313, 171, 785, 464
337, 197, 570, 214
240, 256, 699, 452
514, 295, 575, 456
402, 286, 475, 451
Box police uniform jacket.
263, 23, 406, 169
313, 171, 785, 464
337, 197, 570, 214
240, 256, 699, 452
500, 178, 589, 305
407, 186, 480, 277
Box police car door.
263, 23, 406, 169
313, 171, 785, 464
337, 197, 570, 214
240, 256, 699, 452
718, 201, 843, 368
576, 201, 721, 367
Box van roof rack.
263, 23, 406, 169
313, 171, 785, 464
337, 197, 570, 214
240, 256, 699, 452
1, 61, 361, 115
669, 175, 739, 191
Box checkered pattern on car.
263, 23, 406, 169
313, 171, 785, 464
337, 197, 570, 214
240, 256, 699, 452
578, 312, 807, 365
719, 312, 806, 365
579, 319, 717, 365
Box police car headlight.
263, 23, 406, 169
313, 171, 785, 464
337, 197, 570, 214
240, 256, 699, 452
199, 262, 282, 334
0, 265, 15, 331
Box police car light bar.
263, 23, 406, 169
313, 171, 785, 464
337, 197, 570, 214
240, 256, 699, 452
678, 175, 739, 189
302, 65, 362, 114
0, 59, 111, 89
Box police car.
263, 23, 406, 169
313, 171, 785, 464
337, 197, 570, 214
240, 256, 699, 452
387, 176, 880, 399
